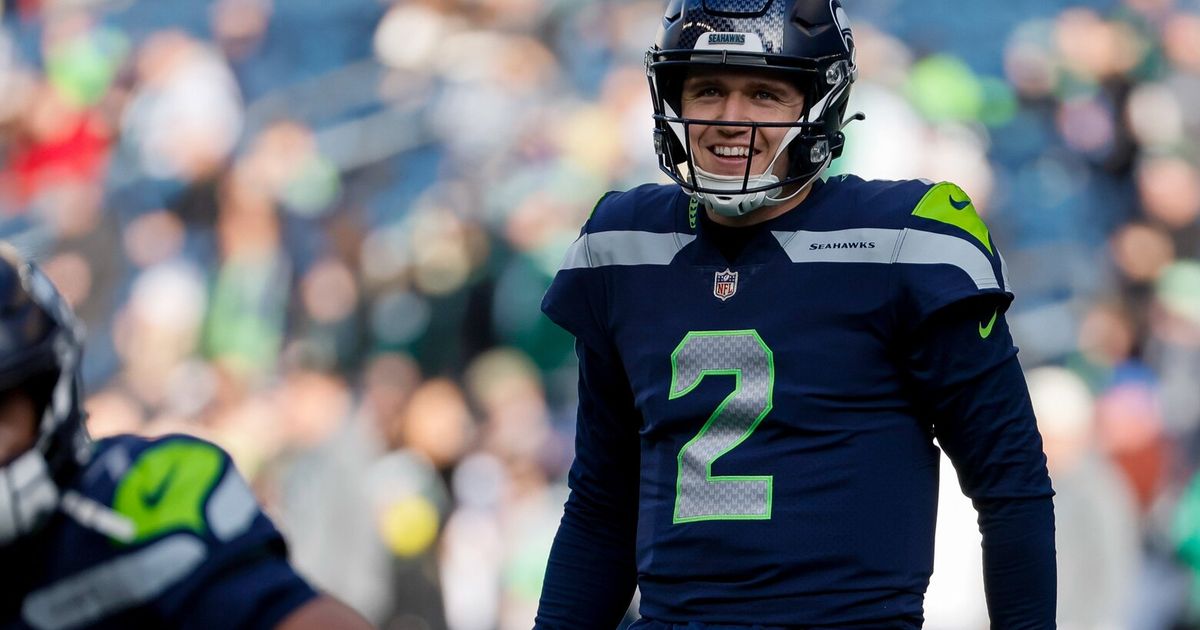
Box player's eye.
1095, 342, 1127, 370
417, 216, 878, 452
753, 89, 781, 101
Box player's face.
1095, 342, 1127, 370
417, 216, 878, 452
680, 68, 806, 180
0, 389, 38, 466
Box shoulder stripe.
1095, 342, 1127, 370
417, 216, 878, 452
772, 228, 902, 264
207, 468, 258, 542
895, 229, 1002, 290
560, 231, 697, 269
772, 228, 1004, 291
60, 490, 136, 543
1000, 252, 1012, 292
23, 535, 206, 630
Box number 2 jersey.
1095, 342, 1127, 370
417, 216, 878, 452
0, 434, 317, 630
536, 175, 1055, 628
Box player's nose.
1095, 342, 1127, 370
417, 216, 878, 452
714, 93, 753, 126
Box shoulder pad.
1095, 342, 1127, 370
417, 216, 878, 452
817, 175, 932, 231
583, 184, 686, 235
101, 434, 258, 546
23, 435, 288, 630
892, 180, 1011, 303
909, 181, 993, 254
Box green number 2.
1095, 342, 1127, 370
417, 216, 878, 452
669, 330, 774, 523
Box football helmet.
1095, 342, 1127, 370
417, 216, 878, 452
647, 0, 860, 216
0, 244, 89, 546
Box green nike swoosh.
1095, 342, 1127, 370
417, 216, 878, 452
142, 465, 176, 509
979, 310, 998, 339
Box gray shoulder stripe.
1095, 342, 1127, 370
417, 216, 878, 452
560, 231, 697, 270
772, 228, 1004, 291
207, 469, 259, 542
772, 228, 901, 265
999, 252, 1012, 292
23, 535, 206, 630
895, 229, 1001, 290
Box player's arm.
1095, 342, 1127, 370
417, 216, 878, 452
904, 297, 1056, 629
896, 181, 1055, 626
276, 595, 374, 629
173, 547, 373, 630
534, 339, 641, 629
176, 557, 373, 630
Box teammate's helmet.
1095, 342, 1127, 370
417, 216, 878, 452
0, 244, 88, 546
647, 0, 858, 216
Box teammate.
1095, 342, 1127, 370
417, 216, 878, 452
0, 244, 372, 629
535, 0, 1056, 627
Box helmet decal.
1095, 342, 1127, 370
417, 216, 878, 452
696, 32, 765, 53
833, 1, 854, 56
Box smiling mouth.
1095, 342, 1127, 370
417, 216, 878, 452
709, 145, 759, 160
703, 145, 762, 175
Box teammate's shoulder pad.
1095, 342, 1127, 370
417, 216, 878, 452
99, 432, 231, 462
583, 183, 683, 234
102, 433, 251, 545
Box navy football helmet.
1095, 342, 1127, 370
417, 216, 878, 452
647, 0, 860, 216
0, 244, 89, 546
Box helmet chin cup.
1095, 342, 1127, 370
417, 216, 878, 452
696, 191, 762, 217
693, 167, 782, 217
0, 450, 61, 546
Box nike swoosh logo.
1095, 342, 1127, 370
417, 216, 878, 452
979, 310, 998, 339
949, 195, 971, 210
143, 465, 176, 509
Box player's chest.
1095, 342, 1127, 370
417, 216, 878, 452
604, 257, 902, 432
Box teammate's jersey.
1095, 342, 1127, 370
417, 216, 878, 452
0, 434, 316, 630
541, 175, 1047, 626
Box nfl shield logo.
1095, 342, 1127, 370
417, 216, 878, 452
713, 268, 738, 301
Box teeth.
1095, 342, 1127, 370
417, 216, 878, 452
713, 146, 751, 158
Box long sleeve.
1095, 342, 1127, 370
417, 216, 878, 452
534, 340, 641, 629
904, 297, 1057, 629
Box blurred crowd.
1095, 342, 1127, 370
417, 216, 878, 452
0, 0, 1198, 628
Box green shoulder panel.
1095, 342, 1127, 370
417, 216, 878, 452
912, 182, 993, 254
112, 440, 225, 545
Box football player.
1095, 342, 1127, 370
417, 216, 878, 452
535, 0, 1056, 627
0, 244, 372, 629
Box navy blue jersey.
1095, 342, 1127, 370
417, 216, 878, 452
0, 434, 317, 630
537, 176, 1054, 627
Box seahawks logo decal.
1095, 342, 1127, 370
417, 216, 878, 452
831, 0, 855, 62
